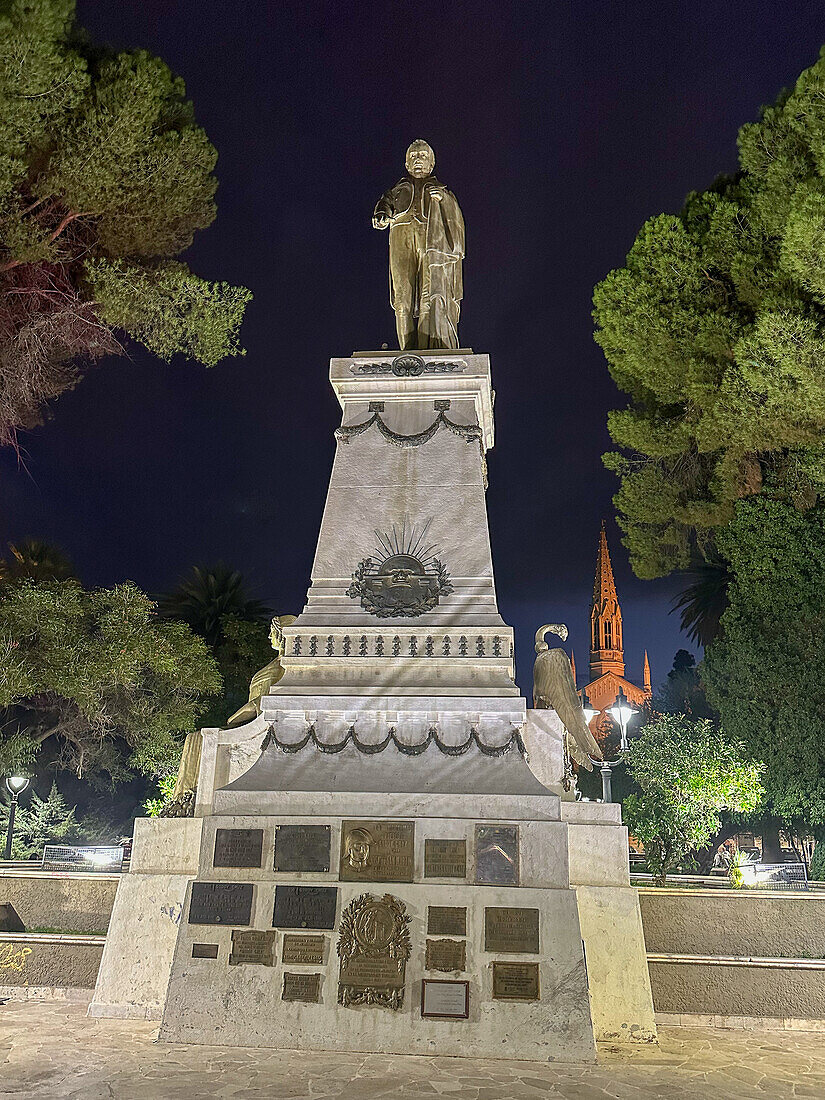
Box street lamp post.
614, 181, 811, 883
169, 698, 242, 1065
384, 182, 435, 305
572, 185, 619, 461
583, 687, 638, 803
4, 776, 30, 860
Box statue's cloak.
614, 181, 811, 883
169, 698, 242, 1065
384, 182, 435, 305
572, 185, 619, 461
377, 176, 465, 310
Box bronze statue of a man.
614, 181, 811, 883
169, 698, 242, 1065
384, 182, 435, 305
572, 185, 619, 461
372, 140, 465, 351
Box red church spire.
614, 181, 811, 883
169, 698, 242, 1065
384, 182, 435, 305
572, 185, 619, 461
590, 521, 625, 680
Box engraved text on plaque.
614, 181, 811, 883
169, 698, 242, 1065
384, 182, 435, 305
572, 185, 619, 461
337, 893, 411, 1010
228, 929, 276, 966
492, 961, 540, 1001
484, 907, 540, 953
213, 828, 264, 869
425, 938, 466, 972
282, 933, 326, 965
424, 839, 466, 878
421, 979, 470, 1019
274, 825, 331, 872
339, 821, 414, 882
273, 886, 338, 929
188, 882, 253, 926
282, 972, 322, 1002
427, 906, 467, 937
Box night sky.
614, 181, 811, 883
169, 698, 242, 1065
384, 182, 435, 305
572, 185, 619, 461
1, 1, 823, 694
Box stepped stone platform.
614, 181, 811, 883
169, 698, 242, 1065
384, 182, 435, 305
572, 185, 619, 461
2, 999, 825, 1099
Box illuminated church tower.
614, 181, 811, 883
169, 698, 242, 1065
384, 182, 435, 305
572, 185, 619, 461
590, 521, 625, 680
579, 522, 652, 744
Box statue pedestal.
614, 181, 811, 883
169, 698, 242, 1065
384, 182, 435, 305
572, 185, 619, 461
156, 723, 597, 1062
91, 348, 656, 1057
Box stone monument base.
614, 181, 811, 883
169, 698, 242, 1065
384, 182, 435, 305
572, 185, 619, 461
158, 805, 596, 1063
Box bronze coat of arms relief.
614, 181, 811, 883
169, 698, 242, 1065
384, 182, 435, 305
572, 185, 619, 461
346, 519, 453, 619
336, 893, 412, 1010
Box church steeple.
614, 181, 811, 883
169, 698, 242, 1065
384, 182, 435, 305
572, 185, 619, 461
643, 650, 651, 696
590, 521, 625, 680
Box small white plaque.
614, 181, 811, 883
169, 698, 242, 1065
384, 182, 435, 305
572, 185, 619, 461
421, 978, 470, 1019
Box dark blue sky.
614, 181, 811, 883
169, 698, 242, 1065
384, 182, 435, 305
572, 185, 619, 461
2, 1, 823, 693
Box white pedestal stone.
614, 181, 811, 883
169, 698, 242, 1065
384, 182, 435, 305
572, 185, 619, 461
88, 817, 203, 1019
157, 730, 597, 1062
92, 349, 656, 1056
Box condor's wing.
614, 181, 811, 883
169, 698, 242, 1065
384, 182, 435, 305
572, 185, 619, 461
533, 648, 602, 768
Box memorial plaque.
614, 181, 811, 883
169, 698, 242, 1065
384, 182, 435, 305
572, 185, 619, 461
274, 824, 331, 872
191, 943, 218, 959
492, 961, 540, 1001
339, 820, 415, 882
475, 824, 519, 885
188, 882, 253, 926
421, 979, 470, 1019
282, 933, 326, 965
282, 971, 322, 1003
424, 839, 466, 878
273, 885, 338, 929
427, 906, 467, 937
213, 828, 264, 869
425, 938, 466, 972
337, 893, 411, 1010
484, 907, 539, 953
228, 928, 276, 966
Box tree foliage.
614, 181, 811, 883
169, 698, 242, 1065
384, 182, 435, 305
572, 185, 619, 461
0, 579, 221, 780
703, 497, 825, 831
623, 714, 763, 883
0, 538, 75, 584
0, 0, 250, 447
594, 47, 825, 579
655, 649, 715, 719
157, 565, 272, 647
0, 780, 78, 859
157, 565, 273, 726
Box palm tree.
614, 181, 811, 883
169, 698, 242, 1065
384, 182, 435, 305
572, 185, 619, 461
671, 546, 732, 648
0, 539, 75, 584
156, 565, 272, 647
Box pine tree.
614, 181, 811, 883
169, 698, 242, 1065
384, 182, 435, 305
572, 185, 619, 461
594, 46, 825, 579
0, 0, 250, 447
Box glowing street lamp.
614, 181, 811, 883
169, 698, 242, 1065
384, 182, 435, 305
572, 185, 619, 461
4, 776, 30, 861
608, 688, 637, 751
585, 688, 639, 803
581, 687, 600, 728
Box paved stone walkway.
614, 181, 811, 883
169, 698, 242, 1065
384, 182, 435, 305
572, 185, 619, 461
1, 1000, 824, 1098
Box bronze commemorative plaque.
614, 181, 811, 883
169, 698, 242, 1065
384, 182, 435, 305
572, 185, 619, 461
272, 885, 338, 929
339, 820, 414, 882
213, 828, 264, 869
282, 933, 326, 965
191, 943, 218, 959
274, 824, 331, 872
425, 938, 466, 972
282, 971, 321, 1003
228, 928, 276, 966
475, 824, 519, 885
337, 893, 411, 1010
484, 907, 540, 954
424, 839, 466, 879
188, 882, 253, 926
427, 906, 467, 937
492, 961, 540, 1001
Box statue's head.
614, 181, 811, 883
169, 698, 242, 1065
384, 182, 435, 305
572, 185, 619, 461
405, 140, 435, 179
